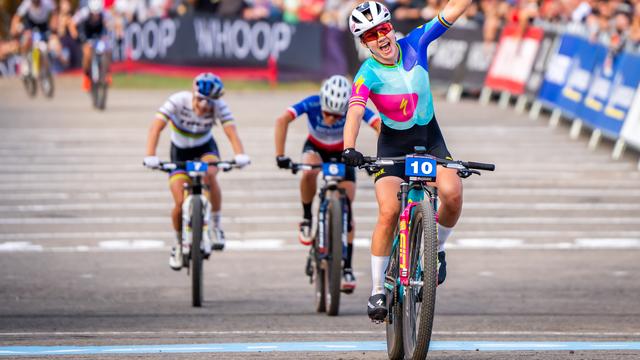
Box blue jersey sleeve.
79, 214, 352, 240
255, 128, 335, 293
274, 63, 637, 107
287, 95, 319, 118
362, 107, 380, 127
403, 13, 452, 51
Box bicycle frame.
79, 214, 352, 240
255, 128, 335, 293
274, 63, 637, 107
397, 181, 437, 287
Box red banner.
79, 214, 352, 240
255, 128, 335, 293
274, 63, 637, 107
484, 24, 543, 95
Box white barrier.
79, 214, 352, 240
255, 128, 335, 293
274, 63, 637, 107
620, 84, 640, 151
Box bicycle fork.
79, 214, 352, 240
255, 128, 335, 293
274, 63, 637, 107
181, 194, 212, 256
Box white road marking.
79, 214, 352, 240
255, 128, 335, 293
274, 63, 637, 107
1, 330, 639, 337
1, 238, 639, 253
2, 201, 640, 212
98, 240, 165, 250
0, 242, 43, 252
2, 230, 640, 242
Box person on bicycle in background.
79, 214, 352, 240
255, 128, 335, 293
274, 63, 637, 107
69, 0, 112, 91
143, 73, 251, 270
10, 0, 56, 76
341, 0, 471, 321
274, 75, 380, 292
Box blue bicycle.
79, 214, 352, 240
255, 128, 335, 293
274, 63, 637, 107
287, 160, 350, 316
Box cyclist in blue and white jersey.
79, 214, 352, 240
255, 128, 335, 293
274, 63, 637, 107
144, 73, 251, 270
70, 0, 112, 91
10, 0, 56, 74
341, 1, 471, 321
275, 75, 380, 291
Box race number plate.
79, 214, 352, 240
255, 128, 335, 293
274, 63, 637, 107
405, 156, 437, 179
322, 163, 346, 178
186, 161, 208, 173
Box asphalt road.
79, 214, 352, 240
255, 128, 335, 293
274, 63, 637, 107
0, 77, 639, 359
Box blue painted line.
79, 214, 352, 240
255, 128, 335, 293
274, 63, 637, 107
0, 341, 639, 356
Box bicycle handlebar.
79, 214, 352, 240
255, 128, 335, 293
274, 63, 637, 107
287, 162, 323, 174
362, 155, 494, 171
146, 160, 240, 173
360, 155, 495, 177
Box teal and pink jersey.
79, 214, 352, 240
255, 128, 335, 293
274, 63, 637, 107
349, 14, 452, 131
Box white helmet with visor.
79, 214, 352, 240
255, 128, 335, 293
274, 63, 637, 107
320, 75, 351, 115
349, 1, 391, 37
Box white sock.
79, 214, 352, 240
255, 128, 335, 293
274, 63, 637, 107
437, 223, 453, 253
371, 255, 390, 296
212, 211, 221, 228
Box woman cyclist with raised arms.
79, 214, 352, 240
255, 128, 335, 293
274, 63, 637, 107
341, 0, 471, 321
143, 73, 251, 270
275, 75, 380, 291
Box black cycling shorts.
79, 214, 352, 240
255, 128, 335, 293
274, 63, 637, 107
169, 138, 220, 181
374, 117, 452, 182
302, 139, 356, 182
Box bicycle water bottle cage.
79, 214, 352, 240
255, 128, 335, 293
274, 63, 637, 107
413, 146, 427, 154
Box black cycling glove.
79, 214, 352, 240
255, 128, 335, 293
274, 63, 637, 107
276, 156, 292, 169
341, 148, 364, 167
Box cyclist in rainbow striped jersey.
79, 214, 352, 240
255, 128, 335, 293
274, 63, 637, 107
275, 75, 380, 292
144, 73, 250, 270
341, 0, 472, 321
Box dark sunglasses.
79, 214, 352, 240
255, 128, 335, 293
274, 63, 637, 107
361, 22, 394, 43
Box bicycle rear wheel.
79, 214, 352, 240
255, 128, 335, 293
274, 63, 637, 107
385, 242, 404, 360
402, 201, 437, 360
94, 53, 108, 110
325, 193, 342, 316
40, 68, 54, 98
23, 75, 37, 98
191, 196, 204, 307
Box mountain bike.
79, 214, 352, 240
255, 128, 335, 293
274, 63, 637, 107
89, 38, 109, 110
148, 159, 238, 307
360, 146, 495, 360
287, 160, 350, 316
21, 30, 54, 98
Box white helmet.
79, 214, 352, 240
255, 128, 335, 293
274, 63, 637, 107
88, 0, 103, 14
320, 75, 351, 115
349, 1, 391, 37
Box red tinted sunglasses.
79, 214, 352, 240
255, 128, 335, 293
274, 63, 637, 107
361, 22, 394, 42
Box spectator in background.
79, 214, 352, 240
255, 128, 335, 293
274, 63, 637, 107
243, 0, 282, 21
282, 0, 324, 23
48, 0, 75, 71
571, 0, 593, 23
631, 2, 640, 47
322, 0, 364, 29
215, 0, 246, 17
458, 0, 485, 26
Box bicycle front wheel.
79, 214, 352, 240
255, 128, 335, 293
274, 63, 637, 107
191, 196, 204, 307
325, 193, 343, 316
402, 201, 438, 360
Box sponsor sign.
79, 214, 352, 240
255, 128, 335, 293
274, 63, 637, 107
484, 24, 543, 94
117, 14, 322, 72
554, 37, 606, 118
586, 53, 640, 136
0, 55, 19, 77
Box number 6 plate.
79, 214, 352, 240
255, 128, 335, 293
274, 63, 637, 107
405, 156, 437, 179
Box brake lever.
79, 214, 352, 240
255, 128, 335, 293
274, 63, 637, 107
457, 169, 481, 178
